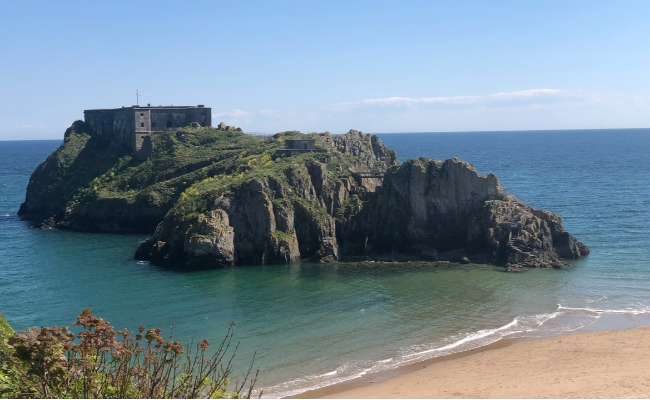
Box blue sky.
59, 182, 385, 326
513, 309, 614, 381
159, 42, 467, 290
1, 0, 649, 140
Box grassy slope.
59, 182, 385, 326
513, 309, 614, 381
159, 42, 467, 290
166, 137, 353, 228
0, 313, 13, 361
24, 123, 343, 233
0, 314, 12, 342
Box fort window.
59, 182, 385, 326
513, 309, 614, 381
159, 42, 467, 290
140, 113, 144, 117
152, 122, 156, 128
166, 121, 172, 129
140, 122, 144, 127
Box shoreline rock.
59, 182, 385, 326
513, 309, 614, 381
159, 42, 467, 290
136, 155, 588, 271
20, 122, 589, 271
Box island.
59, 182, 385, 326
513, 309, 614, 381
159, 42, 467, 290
19, 108, 588, 271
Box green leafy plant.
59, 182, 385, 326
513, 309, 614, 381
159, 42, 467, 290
2, 310, 258, 399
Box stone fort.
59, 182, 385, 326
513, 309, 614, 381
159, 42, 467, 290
84, 104, 211, 159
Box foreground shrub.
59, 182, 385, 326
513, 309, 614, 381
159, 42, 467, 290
1, 309, 258, 398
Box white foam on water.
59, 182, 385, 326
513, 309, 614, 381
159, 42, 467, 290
558, 304, 650, 315
260, 359, 393, 398
586, 296, 608, 304
261, 303, 632, 398
394, 312, 567, 367
261, 313, 567, 398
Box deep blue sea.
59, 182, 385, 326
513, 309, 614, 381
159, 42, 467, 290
1, 129, 650, 397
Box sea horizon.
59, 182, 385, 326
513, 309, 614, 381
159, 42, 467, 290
2, 125, 649, 142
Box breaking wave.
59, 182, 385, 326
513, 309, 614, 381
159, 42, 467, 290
262, 301, 650, 398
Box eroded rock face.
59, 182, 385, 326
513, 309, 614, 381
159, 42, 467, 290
137, 152, 589, 271
28, 123, 588, 272
324, 130, 398, 170
137, 169, 348, 268
216, 121, 242, 132
353, 157, 503, 255
471, 200, 590, 271
320, 130, 398, 192
342, 157, 589, 270
135, 130, 398, 269
184, 209, 235, 268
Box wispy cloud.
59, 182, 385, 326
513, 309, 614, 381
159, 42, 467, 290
212, 109, 252, 119
213, 89, 650, 121
258, 109, 283, 118
208, 89, 650, 133
333, 89, 587, 110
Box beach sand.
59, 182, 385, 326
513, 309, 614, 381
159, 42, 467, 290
293, 327, 650, 399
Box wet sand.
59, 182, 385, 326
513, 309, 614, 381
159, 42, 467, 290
291, 327, 650, 399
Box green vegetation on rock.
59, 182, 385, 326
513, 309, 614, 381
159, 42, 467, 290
19, 123, 320, 233
20, 121, 587, 271
0, 313, 16, 398
0, 314, 12, 343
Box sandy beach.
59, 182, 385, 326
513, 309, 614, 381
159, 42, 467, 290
294, 327, 650, 399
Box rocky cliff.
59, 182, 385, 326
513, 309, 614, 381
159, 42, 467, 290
21, 122, 588, 271
19, 123, 341, 233
134, 130, 399, 268
343, 157, 589, 270
136, 153, 588, 271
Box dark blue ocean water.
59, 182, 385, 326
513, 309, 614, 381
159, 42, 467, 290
1, 130, 649, 397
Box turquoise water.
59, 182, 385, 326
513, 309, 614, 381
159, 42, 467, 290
1, 130, 649, 397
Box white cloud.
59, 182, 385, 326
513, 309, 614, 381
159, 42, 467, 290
207, 89, 650, 134
333, 89, 585, 109
258, 109, 282, 118
212, 109, 252, 119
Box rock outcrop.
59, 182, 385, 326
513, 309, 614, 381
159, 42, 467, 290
136, 155, 588, 271
339, 157, 588, 269
216, 121, 242, 132
17, 121, 157, 232
135, 130, 398, 268
20, 121, 588, 271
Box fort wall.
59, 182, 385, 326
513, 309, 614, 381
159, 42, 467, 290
84, 105, 211, 159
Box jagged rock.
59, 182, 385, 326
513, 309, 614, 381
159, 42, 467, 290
216, 121, 242, 132
319, 130, 398, 192
349, 158, 501, 255
342, 157, 588, 270
184, 210, 235, 268
139, 151, 588, 270
20, 120, 588, 271
136, 130, 398, 269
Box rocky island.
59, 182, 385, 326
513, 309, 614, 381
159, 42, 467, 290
20, 120, 588, 271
